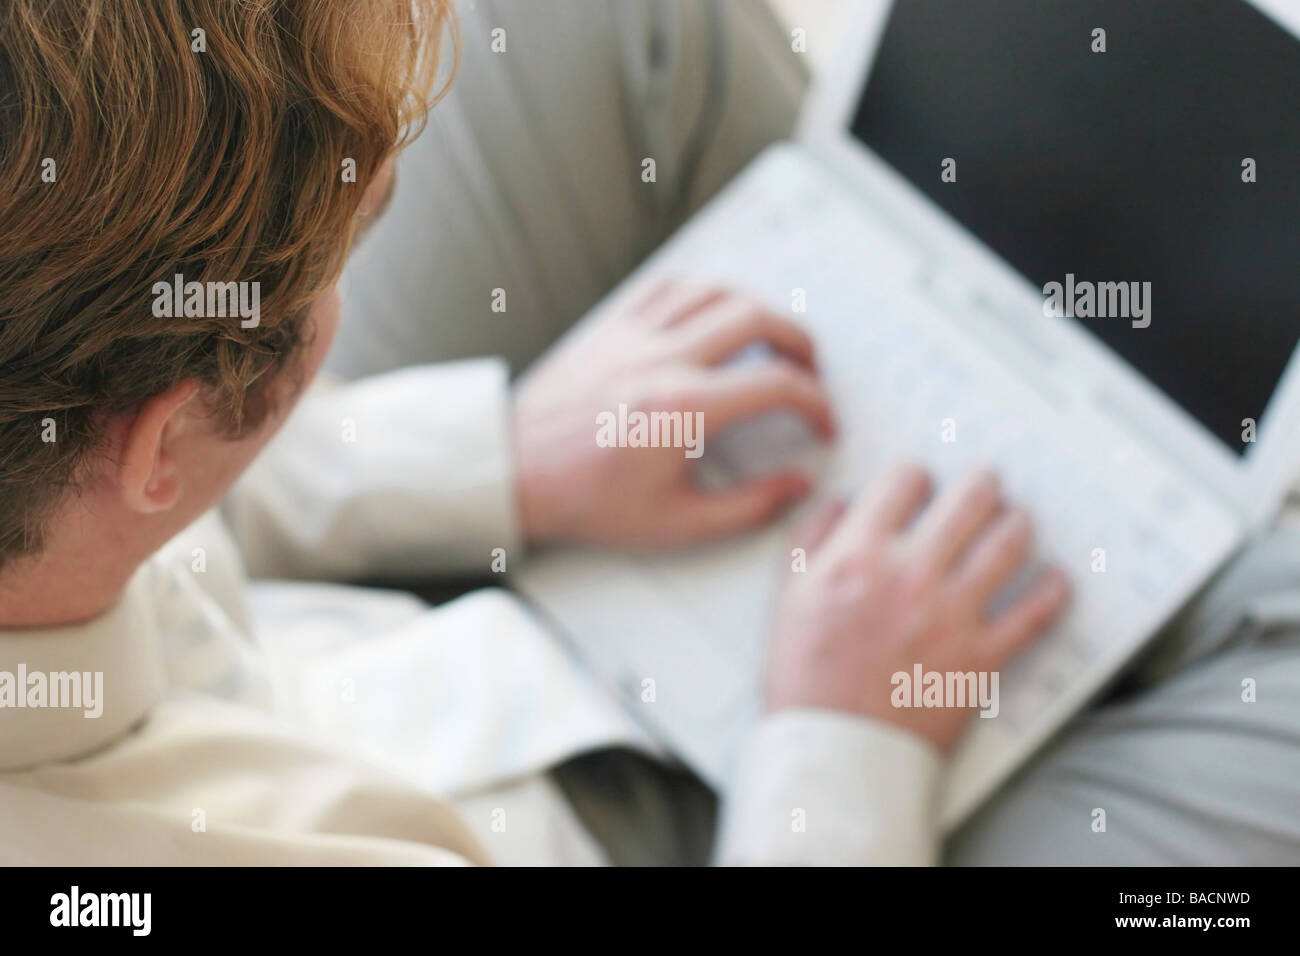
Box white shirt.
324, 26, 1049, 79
0, 359, 942, 865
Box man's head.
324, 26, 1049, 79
0, 0, 450, 609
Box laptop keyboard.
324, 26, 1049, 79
638, 154, 1231, 734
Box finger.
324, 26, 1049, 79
790, 499, 849, 555
984, 567, 1071, 663
836, 464, 933, 543
675, 295, 817, 369
695, 360, 836, 438
670, 471, 812, 541
903, 468, 1003, 575
639, 280, 729, 327
623, 277, 676, 315
949, 508, 1034, 608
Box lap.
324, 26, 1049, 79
948, 528, 1300, 864
332, 0, 806, 379
551, 748, 718, 866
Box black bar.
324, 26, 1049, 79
1, 866, 1285, 942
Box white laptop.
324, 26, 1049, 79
515, 0, 1300, 829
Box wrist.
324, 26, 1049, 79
514, 459, 554, 547
511, 392, 571, 548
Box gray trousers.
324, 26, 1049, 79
337, 1, 1300, 866
334, 0, 806, 379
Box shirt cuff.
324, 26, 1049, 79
716, 709, 944, 866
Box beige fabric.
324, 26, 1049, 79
0, 361, 632, 866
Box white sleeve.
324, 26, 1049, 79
224, 358, 520, 581
716, 709, 944, 866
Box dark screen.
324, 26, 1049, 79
851, 0, 1300, 453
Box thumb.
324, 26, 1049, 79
670, 471, 812, 542
790, 498, 848, 554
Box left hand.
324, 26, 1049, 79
513, 279, 837, 548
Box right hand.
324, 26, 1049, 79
765, 465, 1071, 752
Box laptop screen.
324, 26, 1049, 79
850, 0, 1300, 454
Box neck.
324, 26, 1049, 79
0, 532, 140, 630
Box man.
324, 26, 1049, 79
0, 0, 1071, 866
336, 2, 1300, 866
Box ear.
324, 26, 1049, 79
356, 157, 397, 232
117, 380, 202, 514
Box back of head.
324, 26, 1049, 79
0, 0, 452, 567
